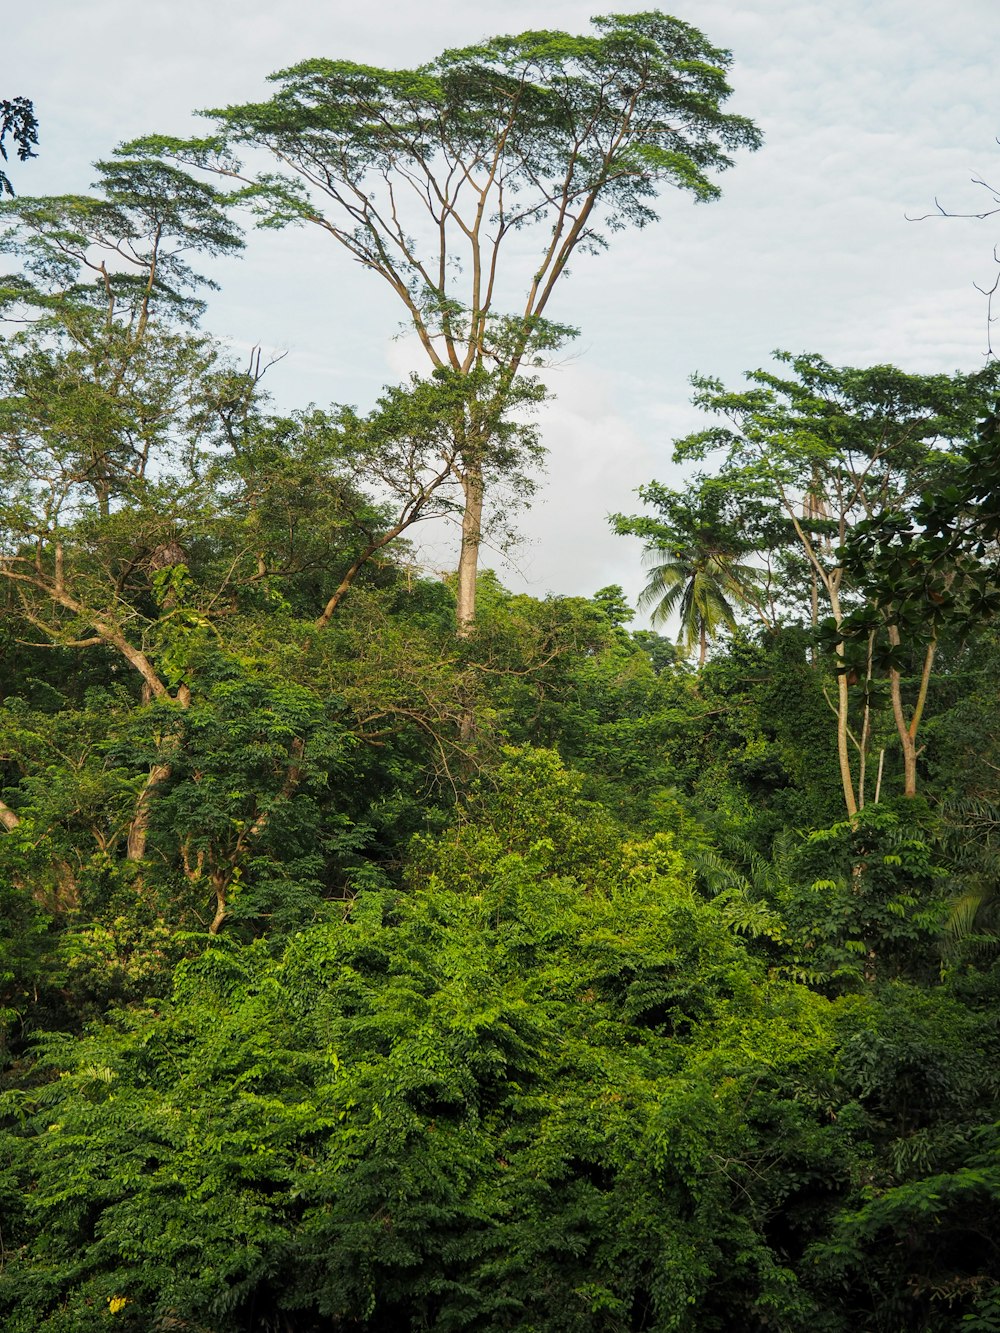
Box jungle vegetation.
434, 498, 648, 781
2, 13, 1000, 1333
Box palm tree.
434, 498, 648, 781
614, 481, 764, 666
638, 543, 759, 666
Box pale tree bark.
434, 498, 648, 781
2, 568, 171, 702
167, 52, 699, 634
126, 760, 175, 862
456, 464, 485, 635
783, 504, 859, 819
804, 479, 826, 665
855, 631, 876, 811
315, 456, 456, 629
887, 625, 936, 798
834, 661, 857, 820
0, 564, 191, 863
874, 748, 886, 804
208, 868, 229, 936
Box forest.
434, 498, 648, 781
2, 11, 1000, 1332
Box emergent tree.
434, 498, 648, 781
128, 10, 761, 630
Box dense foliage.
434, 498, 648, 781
2, 14, 1000, 1333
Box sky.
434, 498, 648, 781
6, 0, 1000, 615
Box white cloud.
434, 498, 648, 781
8, 0, 1000, 608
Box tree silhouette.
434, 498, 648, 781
0, 97, 38, 196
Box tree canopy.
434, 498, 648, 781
3, 18, 1000, 1333
124, 11, 761, 627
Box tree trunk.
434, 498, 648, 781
126, 692, 192, 862
887, 627, 936, 799
208, 870, 228, 935
126, 762, 173, 861
874, 748, 885, 804
836, 660, 858, 819
456, 464, 484, 636
855, 631, 876, 811
889, 665, 919, 798
826, 579, 858, 820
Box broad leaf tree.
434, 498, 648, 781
128, 10, 761, 629
0, 163, 489, 923
0, 157, 245, 700
663, 353, 1000, 812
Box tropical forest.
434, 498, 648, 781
3, 13, 1000, 1332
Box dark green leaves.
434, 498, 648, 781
0, 97, 38, 197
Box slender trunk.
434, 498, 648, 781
0, 798, 19, 831
315, 460, 455, 628
456, 464, 484, 636
887, 626, 936, 798
874, 748, 885, 805
127, 691, 192, 862
454, 458, 483, 741
857, 703, 869, 811
855, 631, 876, 811
698, 622, 707, 668
783, 503, 857, 819
836, 663, 858, 819
887, 665, 916, 796
317, 549, 381, 629
826, 579, 858, 820
0, 571, 170, 699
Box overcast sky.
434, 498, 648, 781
7, 0, 999, 612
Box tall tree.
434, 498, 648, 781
128, 11, 761, 630
671, 352, 1000, 812
0, 158, 250, 891
0, 156, 245, 687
